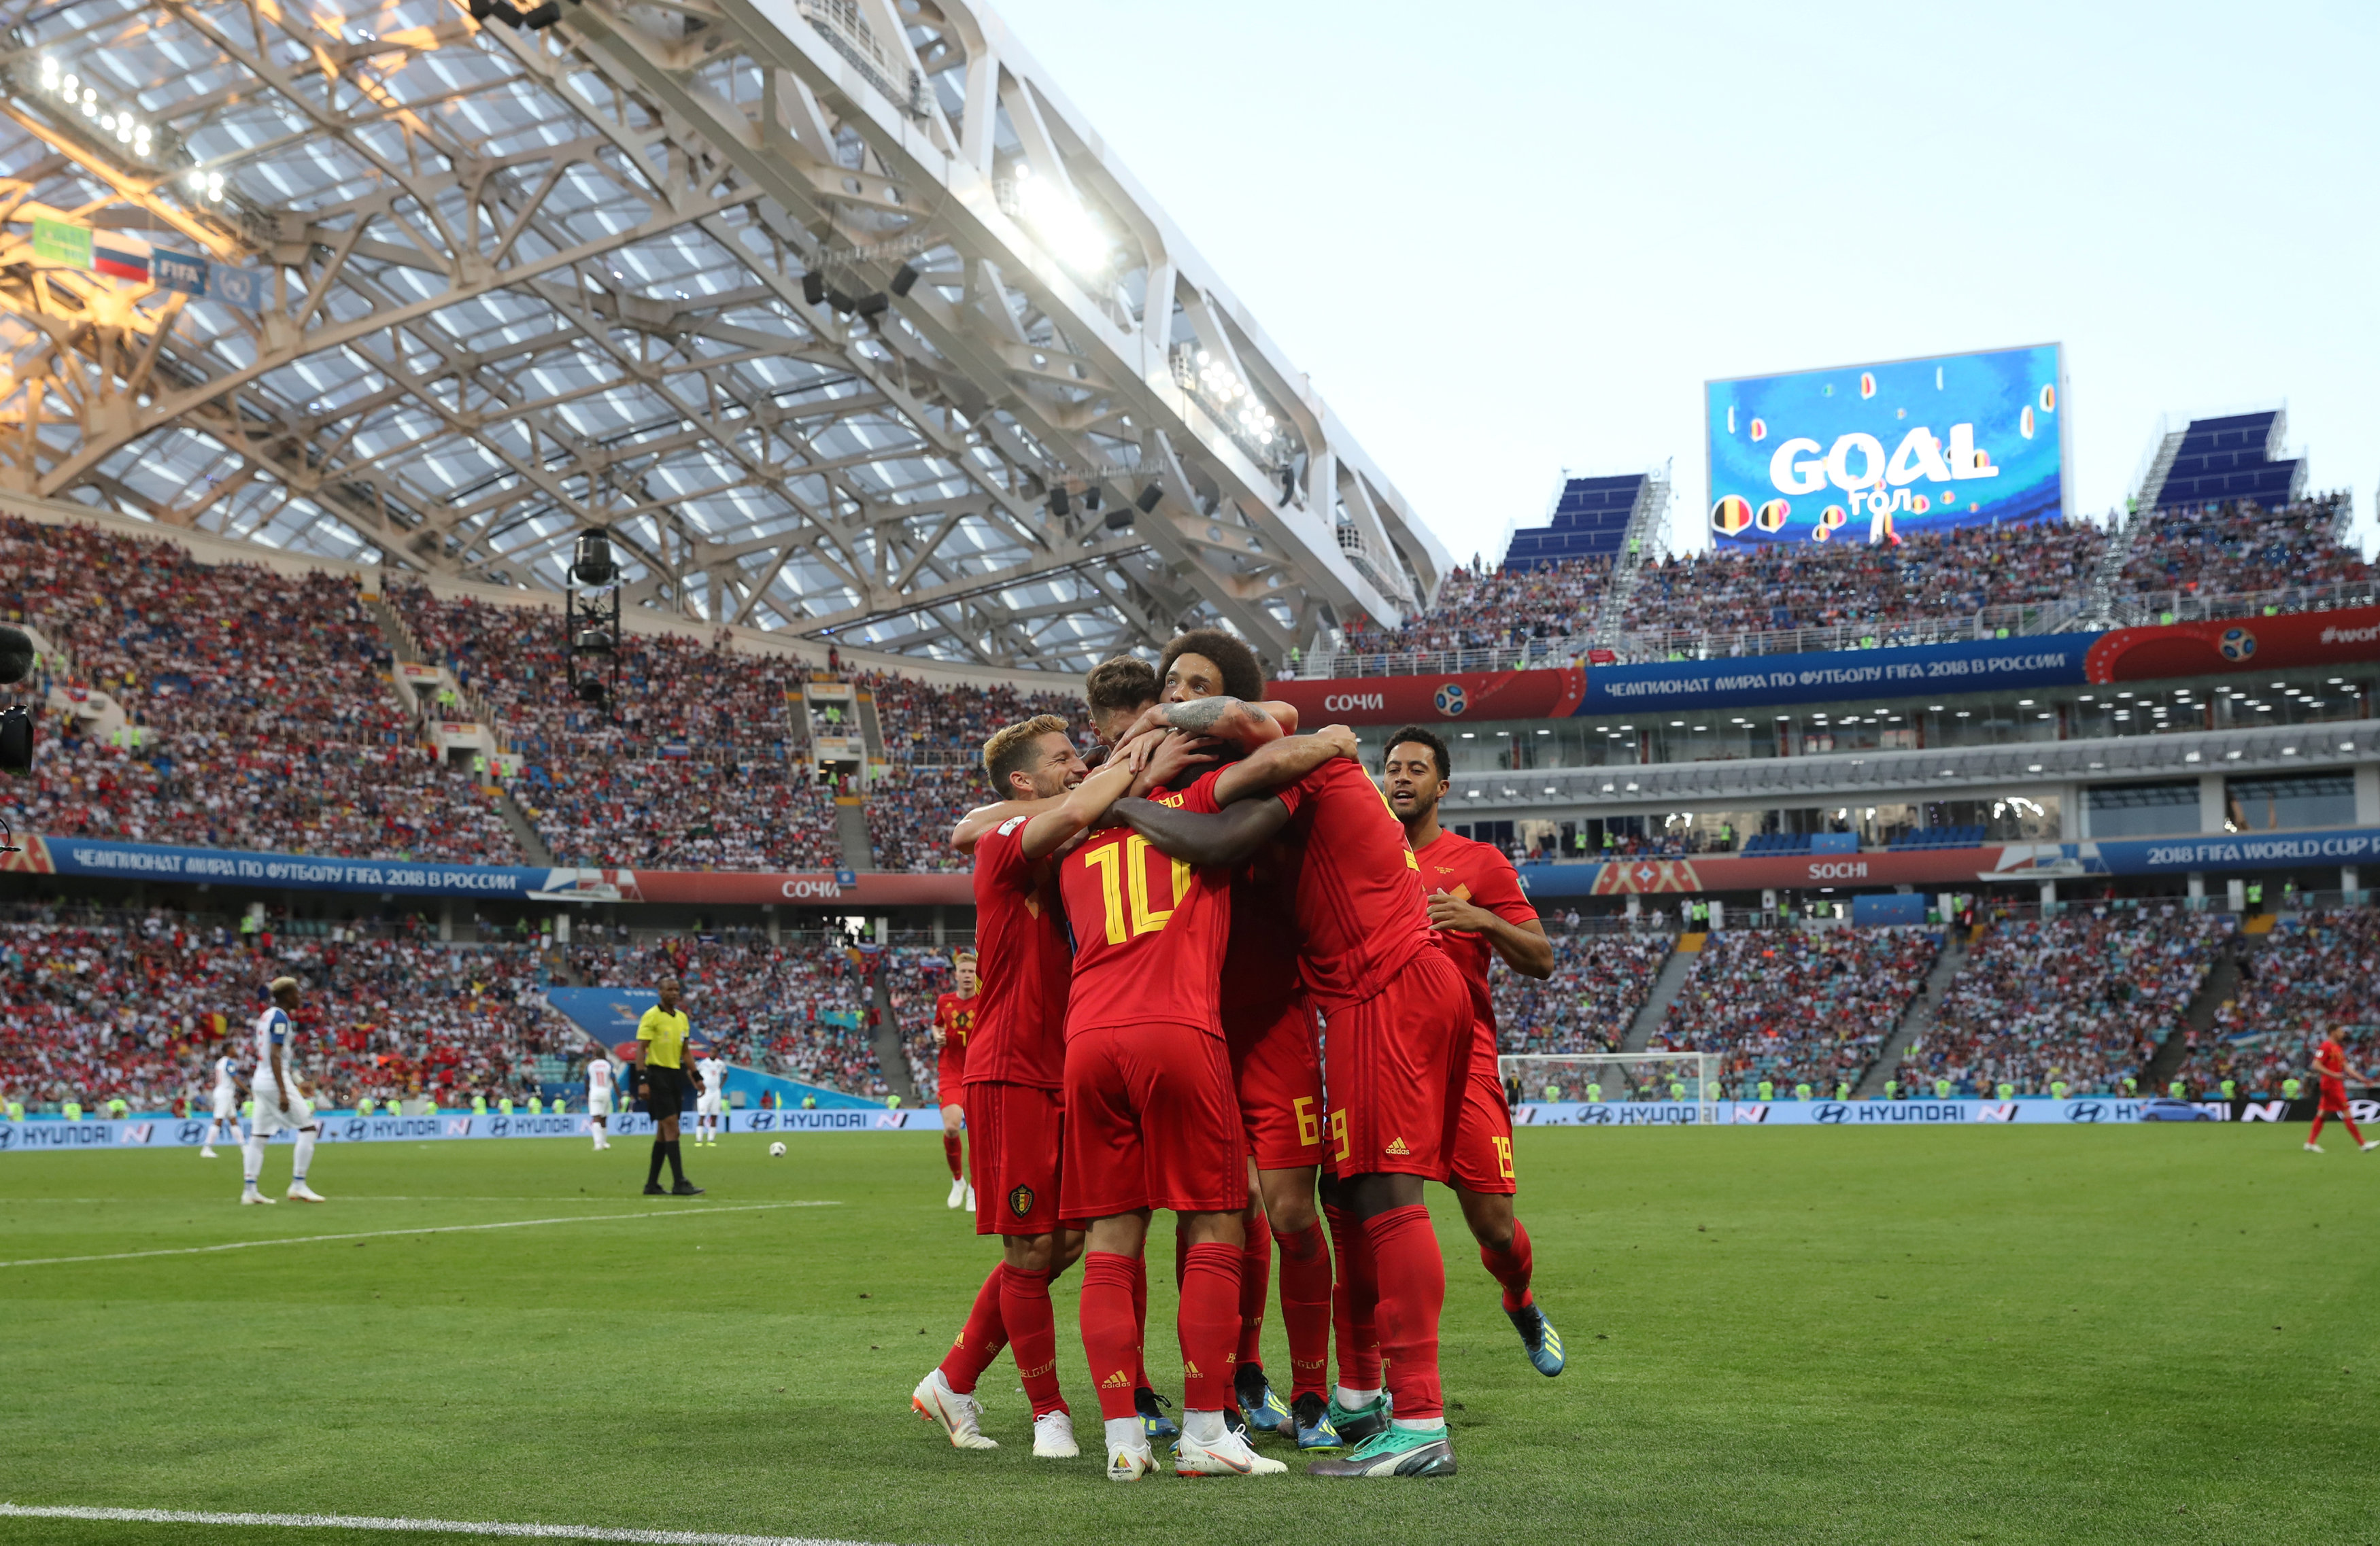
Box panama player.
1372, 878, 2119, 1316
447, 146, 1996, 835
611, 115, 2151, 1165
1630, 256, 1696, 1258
934, 952, 981, 1210
1118, 720, 1470, 1479
694, 1052, 728, 1145
1383, 727, 1566, 1377
2304, 1030, 2377, 1153
1127, 632, 1344, 1449
913, 715, 1140, 1461
243, 976, 326, 1205
1059, 721, 1348, 1481
585, 1050, 615, 1151
200, 1043, 243, 1158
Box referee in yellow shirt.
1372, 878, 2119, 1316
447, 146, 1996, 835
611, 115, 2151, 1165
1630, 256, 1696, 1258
636, 976, 706, 1196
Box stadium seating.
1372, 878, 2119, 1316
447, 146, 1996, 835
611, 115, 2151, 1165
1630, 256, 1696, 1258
857, 675, 1087, 872
0, 910, 568, 1113
573, 935, 889, 1099
1500, 474, 1644, 571
1888, 825, 1988, 851
2120, 493, 2362, 602
1657, 927, 1940, 1097
396, 584, 843, 872
1337, 556, 1609, 659
0, 519, 524, 865
2149, 413, 2304, 513
1493, 930, 1673, 1056
2176, 908, 2380, 1098
879, 945, 959, 1101
1890, 910, 2226, 1098
1738, 833, 1812, 855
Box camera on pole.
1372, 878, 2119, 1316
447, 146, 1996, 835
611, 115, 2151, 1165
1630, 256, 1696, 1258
566, 529, 622, 723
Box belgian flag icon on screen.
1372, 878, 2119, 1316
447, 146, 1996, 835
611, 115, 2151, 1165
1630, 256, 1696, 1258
1756, 498, 1791, 532
1711, 494, 1753, 536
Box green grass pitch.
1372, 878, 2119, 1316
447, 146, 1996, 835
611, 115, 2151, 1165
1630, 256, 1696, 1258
1, 1124, 2374, 1545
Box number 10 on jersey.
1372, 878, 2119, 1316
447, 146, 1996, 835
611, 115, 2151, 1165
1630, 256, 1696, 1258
1083, 834, 1192, 942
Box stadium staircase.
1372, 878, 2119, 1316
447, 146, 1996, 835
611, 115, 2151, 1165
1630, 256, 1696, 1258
2140, 923, 2256, 1093
1853, 926, 1971, 1097
1620, 931, 1699, 1052
367, 589, 553, 865
1591, 463, 1673, 651
869, 972, 919, 1107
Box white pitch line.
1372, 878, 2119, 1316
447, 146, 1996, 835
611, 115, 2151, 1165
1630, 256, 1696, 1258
0, 1504, 904, 1545
0, 1201, 839, 1269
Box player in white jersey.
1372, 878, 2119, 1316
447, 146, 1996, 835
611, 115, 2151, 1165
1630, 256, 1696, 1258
243, 976, 326, 1204
200, 1049, 244, 1158
585, 1052, 615, 1151
694, 1055, 728, 1145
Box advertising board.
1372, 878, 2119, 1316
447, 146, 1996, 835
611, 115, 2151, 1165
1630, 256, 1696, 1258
1706, 344, 2067, 549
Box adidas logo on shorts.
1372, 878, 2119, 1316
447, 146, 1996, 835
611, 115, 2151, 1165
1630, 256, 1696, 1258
1386, 1137, 1410, 1156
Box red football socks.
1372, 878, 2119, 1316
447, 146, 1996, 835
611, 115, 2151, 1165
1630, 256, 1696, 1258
936, 1262, 1007, 1396
941, 1130, 964, 1180
1177, 1241, 1242, 1413
1365, 1204, 1446, 1423
1273, 1221, 1333, 1398
2312, 1110, 2364, 1144
1479, 1218, 1536, 1313
1078, 1252, 1142, 1422
1324, 1202, 1382, 1390
1129, 1252, 1152, 1389
998, 1265, 1068, 1418
1234, 1226, 1271, 1371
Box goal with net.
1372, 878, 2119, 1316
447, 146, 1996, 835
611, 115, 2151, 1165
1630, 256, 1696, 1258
1497, 1051, 1722, 1123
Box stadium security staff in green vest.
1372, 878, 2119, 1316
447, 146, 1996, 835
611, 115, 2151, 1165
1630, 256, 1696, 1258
105, 1096, 127, 1119
1996, 1082, 2014, 1100
1794, 1082, 1812, 1101
62, 1097, 82, 1120
471, 1093, 488, 1115
2247, 882, 2263, 910
1757, 1079, 1775, 1101
2220, 1078, 2237, 1100
1934, 1079, 1952, 1099
528, 1095, 543, 1115
498, 1095, 515, 1116
1884, 1079, 1899, 1099
2050, 1080, 2070, 1100
2122, 1076, 2138, 1095
1585, 1082, 1603, 1103
2284, 1077, 2303, 1100
2170, 1079, 2187, 1099
357, 1095, 375, 1116
1835, 1081, 1850, 1100
1542, 1082, 1561, 1102
5, 1097, 20, 1120
1669, 1080, 1686, 1102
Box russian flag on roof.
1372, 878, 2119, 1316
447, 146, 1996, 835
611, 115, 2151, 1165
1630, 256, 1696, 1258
90, 230, 150, 283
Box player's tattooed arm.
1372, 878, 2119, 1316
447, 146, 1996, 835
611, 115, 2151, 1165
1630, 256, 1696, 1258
1108, 791, 1294, 868
1211, 723, 1359, 806
1425, 895, 1555, 979
1118, 695, 1284, 753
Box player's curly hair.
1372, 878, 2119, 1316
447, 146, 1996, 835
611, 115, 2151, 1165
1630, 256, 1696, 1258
1382, 725, 1450, 781
1158, 628, 1263, 702
982, 712, 1072, 795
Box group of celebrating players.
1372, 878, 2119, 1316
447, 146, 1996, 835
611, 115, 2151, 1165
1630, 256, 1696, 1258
911, 630, 1563, 1481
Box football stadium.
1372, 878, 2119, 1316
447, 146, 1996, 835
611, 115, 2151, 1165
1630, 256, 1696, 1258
2, 1, 2377, 1542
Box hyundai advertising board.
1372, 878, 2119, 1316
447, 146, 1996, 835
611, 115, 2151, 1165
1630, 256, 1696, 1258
1705, 343, 2067, 549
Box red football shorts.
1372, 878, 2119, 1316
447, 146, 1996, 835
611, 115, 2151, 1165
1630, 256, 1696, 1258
1061, 1021, 1243, 1219
1226, 996, 1323, 1171
1322, 948, 1468, 1182
2319, 1079, 2348, 1114
936, 1052, 967, 1108
1446, 1040, 1518, 1196
966, 1080, 1063, 1237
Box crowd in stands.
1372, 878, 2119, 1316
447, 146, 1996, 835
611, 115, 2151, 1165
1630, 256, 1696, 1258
881, 945, 958, 1101
1892, 910, 2226, 1098
1657, 927, 1940, 1097
2118, 494, 2364, 600
2177, 908, 2380, 1098
1618, 521, 2107, 643
0, 908, 571, 1114
573, 934, 887, 1098
0, 519, 522, 864
865, 765, 983, 872
857, 675, 1088, 873
1493, 931, 1671, 1056
397, 585, 843, 872
1336, 556, 1609, 659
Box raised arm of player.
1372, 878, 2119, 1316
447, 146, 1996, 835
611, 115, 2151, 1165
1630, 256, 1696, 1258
1425, 892, 1555, 978
1108, 791, 1297, 868
1017, 751, 1142, 860
1117, 695, 1287, 754
1211, 723, 1359, 806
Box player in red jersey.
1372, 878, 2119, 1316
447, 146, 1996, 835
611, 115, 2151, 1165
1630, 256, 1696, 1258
1382, 726, 1566, 1377
2303, 1030, 2377, 1153
1060, 727, 1353, 1480
913, 714, 1140, 1460
1113, 720, 1469, 1479
1127, 632, 1340, 1450
931, 952, 980, 1211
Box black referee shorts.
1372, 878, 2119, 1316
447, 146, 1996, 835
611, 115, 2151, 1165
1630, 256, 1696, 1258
641, 1063, 689, 1120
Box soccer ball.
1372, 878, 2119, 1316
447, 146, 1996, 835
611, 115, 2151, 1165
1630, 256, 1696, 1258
2218, 627, 2256, 662
768, 1141, 787, 1157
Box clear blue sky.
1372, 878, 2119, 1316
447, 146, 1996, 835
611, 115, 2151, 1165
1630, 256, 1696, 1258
995, 0, 2379, 570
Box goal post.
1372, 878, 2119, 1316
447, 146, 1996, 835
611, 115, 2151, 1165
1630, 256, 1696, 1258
1497, 1052, 1722, 1124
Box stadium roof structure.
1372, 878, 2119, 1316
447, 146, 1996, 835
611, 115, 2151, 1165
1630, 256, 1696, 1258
0, 0, 1446, 672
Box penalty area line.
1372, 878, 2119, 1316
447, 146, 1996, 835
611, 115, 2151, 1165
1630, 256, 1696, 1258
0, 1504, 900, 1545
0, 1201, 839, 1269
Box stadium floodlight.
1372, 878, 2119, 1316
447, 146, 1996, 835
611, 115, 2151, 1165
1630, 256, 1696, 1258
1006, 163, 1113, 275
1499, 1052, 1722, 1122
